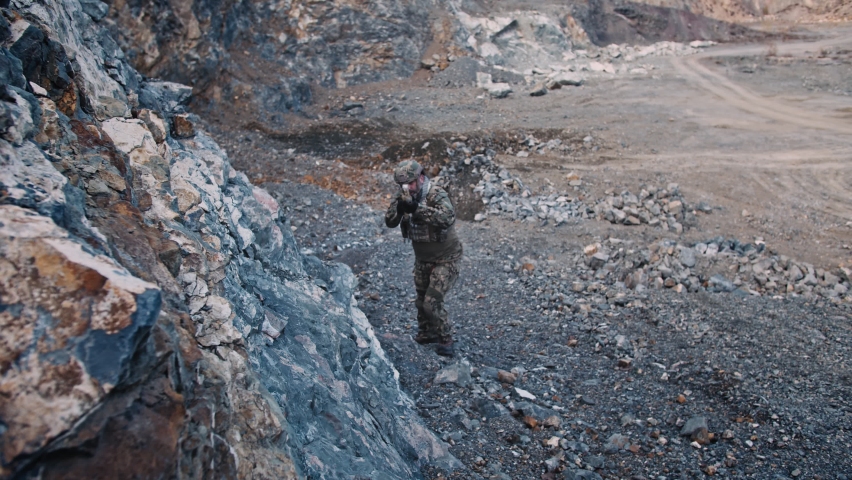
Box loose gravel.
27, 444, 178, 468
263, 171, 852, 480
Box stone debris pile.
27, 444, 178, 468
591, 184, 709, 233
515, 40, 716, 97
467, 39, 717, 97
605, 237, 852, 303
427, 7, 720, 99
435, 137, 587, 225
431, 136, 849, 305
510, 236, 851, 317
437, 138, 706, 233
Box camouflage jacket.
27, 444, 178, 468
385, 181, 463, 262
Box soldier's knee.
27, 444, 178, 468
423, 298, 435, 314
425, 287, 443, 302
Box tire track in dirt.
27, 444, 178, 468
659, 33, 852, 222
606, 149, 851, 170
627, 150, 852, 220
545, 146, 852, 222
671, 33, 852, 135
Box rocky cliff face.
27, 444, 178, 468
99, 0, 776, 128
0, 1, 456, 478
102, 0, 456, 124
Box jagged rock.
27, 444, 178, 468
471, 397, 510, 419
563, 468, 603, 480
498, 369, 517, 383
789, 264, 804, 282
514, 401, 558, 422
0, 85, 40, 146
529, 82, 548, 96
0, 49, 27, 90
543, 452, 563, 471
680, 416, 710, 444
0, 205, 161, 473
435, 359, 473, 387
0, 127, 67, 220
839, 267, 852, 283
679, 247, 697, 268
137, 108, 167, 143
550, 72, 584, 86
590, 252, 609, 270
139, 81, 193, 113
171, 113, 196, 138
79, 0, 110, 21
0, 1, 460, 478
9, 23, 73, 97
476, 72, 494, 88
668, 200, 683, 215
95, 96, 129, 119
603, 433, 630, 453
340, 102, 363, 115
709, 274, 736, 292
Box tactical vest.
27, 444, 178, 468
400, 177, 453, 243
407, 218, 451, 243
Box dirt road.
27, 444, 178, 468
645, 28, 852, 261
672, 34, 852, 134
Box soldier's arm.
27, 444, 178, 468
411, 189, 455, 228
385, 195, 403, 228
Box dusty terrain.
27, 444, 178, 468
201, 20, 852, 480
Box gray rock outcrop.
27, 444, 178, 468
103, 0, 451, 122
0, 1, 456, 478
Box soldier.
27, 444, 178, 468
385, 159, 463, 357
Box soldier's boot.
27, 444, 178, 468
435, 336, 454, 357
414, 331, 440, 345
414, 313, 439, 344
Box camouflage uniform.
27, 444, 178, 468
385, 160, 463, 347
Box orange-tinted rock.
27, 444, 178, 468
0, 205, 160, 472
171, 113, 196, 138
56, 83, 77, 116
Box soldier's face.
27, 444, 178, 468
400, 175, 422, 195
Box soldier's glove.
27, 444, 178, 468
397, 199, 418, 215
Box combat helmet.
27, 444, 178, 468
394, 159, 423, 184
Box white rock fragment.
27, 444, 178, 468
514, 387, 536, 400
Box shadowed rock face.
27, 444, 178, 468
103, 0, 444, 120
0, 1, 456, 478
577, 0, 761, 46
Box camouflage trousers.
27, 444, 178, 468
413, 259, 460, 341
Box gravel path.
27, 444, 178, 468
263, 177, 851, 480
